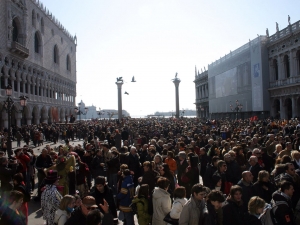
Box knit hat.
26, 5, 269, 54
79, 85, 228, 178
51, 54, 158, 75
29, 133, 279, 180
178, 151, 186, 159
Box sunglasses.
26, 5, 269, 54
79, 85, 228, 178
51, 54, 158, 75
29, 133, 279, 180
85, 206, 98, 210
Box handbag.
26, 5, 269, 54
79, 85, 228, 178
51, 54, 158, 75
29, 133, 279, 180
163, 212, 179, 225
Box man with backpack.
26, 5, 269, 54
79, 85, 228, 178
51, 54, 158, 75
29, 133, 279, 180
271, 181, 295, 225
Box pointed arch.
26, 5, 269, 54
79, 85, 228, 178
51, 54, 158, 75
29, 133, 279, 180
54, 45, 59, 64
34, 31, 42, 54
66, 55, 71, 71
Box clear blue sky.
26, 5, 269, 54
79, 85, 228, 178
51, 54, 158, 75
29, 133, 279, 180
41, 0, 300, 117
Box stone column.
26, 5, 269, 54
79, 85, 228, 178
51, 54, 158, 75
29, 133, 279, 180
290, 50, 295, 77
26, 117, 32, 125
116, 81, 123, 120
280, 97, 285, 119
15, 112, 22, 127
292, 96, 297, 118
278, 55, 284, 80
173, 78, 181, 118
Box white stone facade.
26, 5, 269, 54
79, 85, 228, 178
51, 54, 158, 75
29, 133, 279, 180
0, 0, 76, 128
268, 21, 300, 119
194, 66, 209, 118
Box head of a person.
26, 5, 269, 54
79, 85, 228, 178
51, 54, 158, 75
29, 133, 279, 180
248, 196, 265, 215
249, 156, 258, 167
86, 209, 102, 225
242, 171, 253, 183
191, 184, 206, 201
229, 185, 243, 202
130, 146, 137, 155
211, 156, 220, 167
13, 173, 24, 185
167, 151, 174, 159
159, 163, 171, 176
280, 155, 292, 164
156, 177, 170, 190
223, 153, 231, 163
138, 184, 149, 198
8, 190, 24, 209
258, 170, 270, 182
217, 160, 227, 173
81, 196, 98, 216
207, 190, 225, 210
143, 161, 152, 172
252, 148, 261, 157
280, 181, 294, 198
154, 154, 162, 164
173, 186, 186, 199
95, 176, 106, 193
291, 150, 300, 161
41, 148, 48, 157
284, 163, 295, 176
178, 151, 186, 161
59, 195, 75, 213
275, 144, 282, 153
44, 170, 60, 186
286, 142, 292, 150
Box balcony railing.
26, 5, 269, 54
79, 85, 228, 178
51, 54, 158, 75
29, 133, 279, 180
269, 76, 300, 88
10, 41, 29, 58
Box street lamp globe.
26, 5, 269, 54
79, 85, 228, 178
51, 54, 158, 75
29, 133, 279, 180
5, 85, 12, 96
74, 107, 79, 113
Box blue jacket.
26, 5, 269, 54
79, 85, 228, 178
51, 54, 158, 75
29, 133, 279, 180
117, 175, 135, 211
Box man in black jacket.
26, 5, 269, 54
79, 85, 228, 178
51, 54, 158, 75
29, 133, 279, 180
272, 181, 296, 225
90, 176, 117, 220
65, 196, 113, 225
126, 146, 141, 187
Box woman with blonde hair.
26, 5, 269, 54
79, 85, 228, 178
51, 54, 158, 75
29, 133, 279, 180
54, 195, 75, 225
246, 196, 266, 225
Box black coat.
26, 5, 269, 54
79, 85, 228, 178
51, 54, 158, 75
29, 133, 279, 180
35, 154, 53, 172
237, 180, 253, 206
0, 163, 17, 192
203, 164, 218, 189
177, 159, 188, 186
249, 163, 262, 183
226, 160, 241, 184
90, 185, 117, 217
272, 191, 295, 225
252, 181, 275, 203
222, 198, 247, 225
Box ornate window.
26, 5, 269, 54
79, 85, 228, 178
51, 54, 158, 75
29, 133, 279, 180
66, 55, 71, 71
54, 45, 59, 64
12, 19, 19, 42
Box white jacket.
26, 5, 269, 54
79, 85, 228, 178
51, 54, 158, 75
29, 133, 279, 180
170, 198, 188, 219
152, 187, 172, 225
54, 209, 69, 225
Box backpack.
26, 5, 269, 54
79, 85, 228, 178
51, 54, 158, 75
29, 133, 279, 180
259, 201, 288, 225
129, 200, 144, 215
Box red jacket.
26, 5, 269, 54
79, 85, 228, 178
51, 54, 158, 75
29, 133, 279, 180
17, 153, 30, 173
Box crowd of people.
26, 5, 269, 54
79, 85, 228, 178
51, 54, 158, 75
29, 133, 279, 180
0, 117, 300, 225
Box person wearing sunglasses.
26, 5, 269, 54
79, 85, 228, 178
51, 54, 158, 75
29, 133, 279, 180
280, 163, 300, 209
65, 196, 113, 225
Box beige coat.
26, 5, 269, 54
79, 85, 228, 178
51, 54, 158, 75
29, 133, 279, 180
152, 187, 172, 225
179, 196, 206, 225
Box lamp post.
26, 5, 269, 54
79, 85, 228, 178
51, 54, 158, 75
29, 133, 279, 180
229, 100, 243, 120
3, 85, 28, 157
74, 102, 88, 121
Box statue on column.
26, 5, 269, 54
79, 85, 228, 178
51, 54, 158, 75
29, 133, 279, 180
266, 28, 269, 37
288, 15, 291, 25
276, 22, 279, 32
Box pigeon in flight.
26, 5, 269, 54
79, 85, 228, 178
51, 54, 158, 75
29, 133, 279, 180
131, 76, 136, 82
124, 92, 129, 95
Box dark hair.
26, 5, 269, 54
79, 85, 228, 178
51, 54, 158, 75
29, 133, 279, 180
207, 190, 225, 202
173, 186, 186, 199
13, 173, 24, 184
143, 161, 152, 170
284, 163, 293, 171
191, 184, 205, 195
280, 181, 293, 192
230, 185, 243, 196
167, 151, 174, 158
138, 184, 149, 198
95, 176, 106, 185
280, 155, 291, 164
8, 190, 24, 205
161, 163, 172, 176
86, 209, 101, 225
156, 177, 170, 189
211, 156, 220, 164
123, 169, 131, 176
